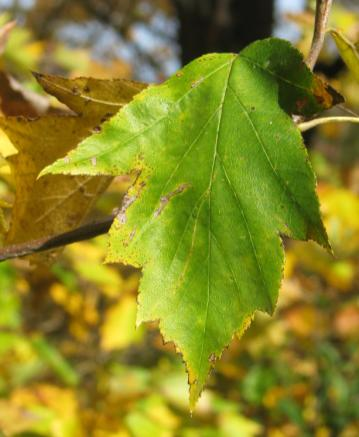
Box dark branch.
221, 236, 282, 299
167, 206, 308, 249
0, 215, 115, 262
306, 0, 333, 70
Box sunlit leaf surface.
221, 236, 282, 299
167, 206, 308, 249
43, 38, 340, 405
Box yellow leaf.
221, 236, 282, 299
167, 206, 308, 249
0, 384, 82, 436
0, 74, 146, 262
0, 115, 111, 259
101, 295, 144, 351
0, 126, 16, 157
34, 72, 147, 118
319, 185, 359, 254
330, 29, 359, 82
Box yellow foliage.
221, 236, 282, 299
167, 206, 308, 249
0, 384, 82, 436
1, 116, 111, 254
101, 295, 144, 351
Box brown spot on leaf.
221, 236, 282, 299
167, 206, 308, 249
129, 229, 136, 241
117, 194, 137, 224
154, 183, 190, 218
191, 78, 203, 88
312, 76, 344, 110
100, 112, 114, 123
295, 97, 308, 113
209, 353, 217, 364
123, 228, 136, 247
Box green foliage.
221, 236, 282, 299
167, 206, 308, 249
42, 38, 339, 406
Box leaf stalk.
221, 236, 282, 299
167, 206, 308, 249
298, 116, 359, 131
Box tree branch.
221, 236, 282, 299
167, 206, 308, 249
306, 0, 333, 70
0, 215, 115, 262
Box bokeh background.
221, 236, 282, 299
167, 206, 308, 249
0, 1, 358, 436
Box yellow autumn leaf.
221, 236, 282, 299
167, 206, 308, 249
0, 125, 16, 157
101, 295, 144, 351
0, 74, 146, 261
34, 72, 147, 118
288, 184, 359, 291
330, 29, 359, 82
0, 115, 111, 253
0, 384, 82, 436
319, 185, 359, 255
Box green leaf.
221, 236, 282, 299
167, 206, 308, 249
330, 29, 359, 82
41, 38, 339, 407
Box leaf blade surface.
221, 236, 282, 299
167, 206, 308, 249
42, 38, 336, 405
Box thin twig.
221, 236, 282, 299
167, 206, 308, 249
306, 0, 333, 70
299, 116, 359, 132
338, 104, 359, 118
0, 215, 115, 262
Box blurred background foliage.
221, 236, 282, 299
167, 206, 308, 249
0, 0, 358, 436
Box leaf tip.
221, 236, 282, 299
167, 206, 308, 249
31, 71, 42, 80
188, 370, 204, 412
38, 156, 70, 179
307, 221, 332, 255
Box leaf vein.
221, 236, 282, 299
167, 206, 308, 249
218, 157, 273, 312
68, 60, 234, 168
198, 58, 235, 377
227, 84, 312, 233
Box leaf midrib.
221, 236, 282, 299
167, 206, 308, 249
39, 76, 143, 107
197, 57, 235, 377
65, 59, 234, 169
